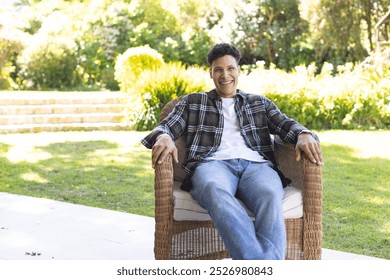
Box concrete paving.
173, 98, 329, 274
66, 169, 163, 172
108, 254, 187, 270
0, 192, 385, 260
0, 192, 154, 260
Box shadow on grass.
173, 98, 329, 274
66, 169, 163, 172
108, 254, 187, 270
321, 143, 390, 259
0, 140, 155, 217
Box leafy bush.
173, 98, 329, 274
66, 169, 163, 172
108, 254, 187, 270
0, 29, 26, 89
17, 36, 81, 90
116, 45, 389, 131
114, 45, 164, 94
129, 62, 212, 131
242, 61, 390, 130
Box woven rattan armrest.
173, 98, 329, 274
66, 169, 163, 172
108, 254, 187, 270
154, 154, 174, 259
274, 136, 323, 259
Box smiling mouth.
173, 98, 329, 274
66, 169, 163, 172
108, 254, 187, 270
219, 80, 233, 85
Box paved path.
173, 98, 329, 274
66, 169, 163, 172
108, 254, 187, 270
0, 192, 154, 260
0, 192, 385, 260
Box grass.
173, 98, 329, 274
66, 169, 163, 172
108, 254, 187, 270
0, 130, 389, 259
318, 130, 390, 259
0, 131, 154, 216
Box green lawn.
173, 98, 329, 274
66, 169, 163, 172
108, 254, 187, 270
0, 130, 389, 259
318, 130, 390, 259
0, 131, 154, 216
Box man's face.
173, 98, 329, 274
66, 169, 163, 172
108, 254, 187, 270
210, 55, 240, 98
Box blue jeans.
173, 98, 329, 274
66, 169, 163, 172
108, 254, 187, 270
190, 159, 286, 260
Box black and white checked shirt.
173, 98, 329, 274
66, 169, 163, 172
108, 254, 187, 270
141, 89, 316, 189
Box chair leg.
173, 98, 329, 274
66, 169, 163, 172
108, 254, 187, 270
154, 220, 173, 259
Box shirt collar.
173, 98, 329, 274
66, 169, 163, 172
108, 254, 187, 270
208, 89, 247, 101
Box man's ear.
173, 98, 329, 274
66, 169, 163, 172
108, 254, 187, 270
209, 70, 212, 79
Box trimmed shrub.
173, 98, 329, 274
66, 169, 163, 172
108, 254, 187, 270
243, 61, 390, 130
114, 45, 164, 94
116, 47, 389, 131
17, 36, 81, 90
128, 62, 211, 131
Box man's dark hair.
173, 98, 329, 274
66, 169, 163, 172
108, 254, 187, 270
207, 43, 242, 66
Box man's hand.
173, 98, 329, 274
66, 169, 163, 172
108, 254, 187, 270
152, 134, 179, 168
295, 133, 323, 166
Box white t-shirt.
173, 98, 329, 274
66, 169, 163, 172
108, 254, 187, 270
207, 97, 265, 162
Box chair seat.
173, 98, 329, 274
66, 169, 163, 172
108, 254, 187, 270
173, 181, 303, 221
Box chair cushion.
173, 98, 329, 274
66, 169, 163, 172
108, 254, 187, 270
173, 181, 303, 221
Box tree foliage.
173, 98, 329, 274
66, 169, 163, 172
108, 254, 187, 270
0, 0, 389, 90
313, 0, 368, 66
306, 0, 390, 68
232, 0, 310, 70
1, 0, 219, 90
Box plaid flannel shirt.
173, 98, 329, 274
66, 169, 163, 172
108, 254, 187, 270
141, 89, 316, 190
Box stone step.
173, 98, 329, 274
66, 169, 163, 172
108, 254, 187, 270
0, 104, 127, 115
0, 91, 130, 133
0, 92, 125, 106
0, 113, 124, 125
0, 123, 130, 134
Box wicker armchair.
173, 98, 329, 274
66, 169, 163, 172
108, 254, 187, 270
153, 98, 323, 260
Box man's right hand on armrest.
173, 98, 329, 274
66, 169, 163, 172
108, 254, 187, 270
152, 134, 179, 168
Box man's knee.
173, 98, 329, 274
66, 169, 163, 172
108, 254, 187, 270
261, 184, 283, 201
192, 179, 232, 200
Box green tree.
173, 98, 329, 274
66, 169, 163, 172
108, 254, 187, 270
306, 0, 389, 69
74, 0, 137, 90
312, 0, 368, 67
5, 0, 225, 90
359, 0, 390, 52
232, 0, 310, 70
128, 0, 182, 62
175, 0, 223, 65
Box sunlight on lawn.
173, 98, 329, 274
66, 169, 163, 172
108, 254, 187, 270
0, 131, 154, 216
317, 130, 390, 159
383, 221, 390, 235
20, 171, 48, 184
363, 196, 388, 206
0, 131, 149, 164
5, 143, 52, 163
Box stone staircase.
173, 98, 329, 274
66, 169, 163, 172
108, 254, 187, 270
0, 91, 129, 133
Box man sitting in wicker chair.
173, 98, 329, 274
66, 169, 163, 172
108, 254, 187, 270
141, 43, 322, 260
